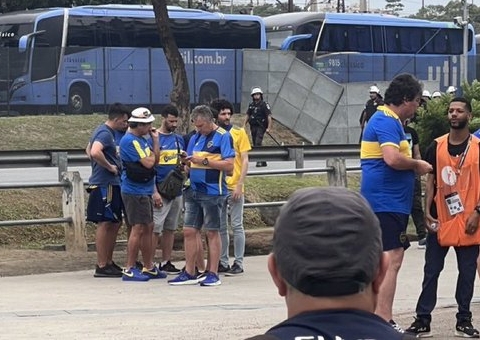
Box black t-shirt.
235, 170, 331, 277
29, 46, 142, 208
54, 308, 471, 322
364, 97, 384, 122
248, 309, 413, 340
404, 125, 419, 153
424, 136, 478, 218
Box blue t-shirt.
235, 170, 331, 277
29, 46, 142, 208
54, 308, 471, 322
88, 124, 121, 186
114, 130, 126, 146
186, 127, 234, 196
473, 128, 480, 139
156, 133, 185, 195
265, 309, 408, 340
119, 132, 155, 195
360, 106, 415, 214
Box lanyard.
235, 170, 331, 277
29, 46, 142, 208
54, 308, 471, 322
456, 135, 472, 173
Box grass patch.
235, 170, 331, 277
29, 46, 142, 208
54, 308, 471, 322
0, 114, 420, 248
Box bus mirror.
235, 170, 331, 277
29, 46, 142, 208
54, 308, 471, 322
280, 34, 312, 50
18, 30, 46, 53
18, 36, 28, 53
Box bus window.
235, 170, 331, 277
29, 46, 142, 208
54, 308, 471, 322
134, 18, 162, 48
67, 16, 97, 46
32, 15, 63, 81
267, 30, 294, 49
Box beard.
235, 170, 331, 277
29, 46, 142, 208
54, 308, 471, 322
449, 119, 468, 130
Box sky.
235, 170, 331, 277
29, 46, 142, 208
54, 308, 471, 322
367, 0, 464, 16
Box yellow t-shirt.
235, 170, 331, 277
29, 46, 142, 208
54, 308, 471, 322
226, 126, 252, 192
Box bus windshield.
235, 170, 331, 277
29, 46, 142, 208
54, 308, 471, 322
0, 23, 34, 79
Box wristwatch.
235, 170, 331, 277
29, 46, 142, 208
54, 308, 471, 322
475, 206, 480, 214
202, 158, 209, 166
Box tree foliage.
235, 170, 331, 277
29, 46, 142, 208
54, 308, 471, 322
416, 81, 480, 154
384, 0, 404, 16
410, 1, 480, 33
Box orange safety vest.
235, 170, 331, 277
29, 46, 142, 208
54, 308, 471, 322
435, 134, 480, 246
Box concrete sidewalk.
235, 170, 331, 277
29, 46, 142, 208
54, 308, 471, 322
1, 242, 480, 339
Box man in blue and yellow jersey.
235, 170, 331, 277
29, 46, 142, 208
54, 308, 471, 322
120, 108, 166, 282
211, 99, 251, 276
150, 104, 185, 275
168, 105, 234, 287
360, 74, 432, 332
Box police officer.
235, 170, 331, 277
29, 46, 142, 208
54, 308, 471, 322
359, 85, 384, 130
244, 87, 272, 167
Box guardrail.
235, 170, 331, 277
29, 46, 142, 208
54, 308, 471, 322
0, 158, 352, 252
0, 144, 360, 168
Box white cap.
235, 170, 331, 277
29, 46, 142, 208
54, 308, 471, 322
446, 86, 457, 94
251, 87, 263, 96
422, 90, 431, 98
432, 91, 442, 98
369, 85, 380, 94
128, 107, 155, 123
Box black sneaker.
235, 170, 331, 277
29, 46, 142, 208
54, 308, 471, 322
94, 264, 123, 278
218, 262, 230, 273
455, 319, 479, 338
110, 261, 123, 272
134, 261, 144, 270
405, 317, 432, 337
161, 261, 181, 275
225, 263, 244, 276
418, 237, 427, 249
389, 319, 405, 334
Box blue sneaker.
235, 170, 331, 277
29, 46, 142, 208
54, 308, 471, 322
168, 271, 199, 285
122, 267, 150, 282
200, 272, 221, 286
142, 266, 167, 279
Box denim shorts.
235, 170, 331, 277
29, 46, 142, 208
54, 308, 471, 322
183, 188, 227, 230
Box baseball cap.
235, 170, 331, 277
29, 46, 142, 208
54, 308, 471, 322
128, 107, 155, 123
273, 187, 383, 297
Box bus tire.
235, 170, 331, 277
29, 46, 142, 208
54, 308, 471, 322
198, 84, 218, 105
68, 85, 91, 114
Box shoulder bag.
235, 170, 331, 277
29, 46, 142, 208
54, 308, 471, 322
156, 136, 185, 200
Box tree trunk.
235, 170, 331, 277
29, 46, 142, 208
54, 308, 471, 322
152, 0, 191, 134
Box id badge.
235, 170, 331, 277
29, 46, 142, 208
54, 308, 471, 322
444, 192, 464, 216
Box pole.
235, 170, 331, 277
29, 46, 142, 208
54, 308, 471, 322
461, 0, 469, 84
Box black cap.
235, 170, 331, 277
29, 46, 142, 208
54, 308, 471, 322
273, 187, 382, 297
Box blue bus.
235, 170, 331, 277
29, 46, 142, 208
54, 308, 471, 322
0, 5, 266, 114
265, 12, 475, 91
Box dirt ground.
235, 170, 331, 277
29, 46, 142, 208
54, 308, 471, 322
0, 229, 273, 277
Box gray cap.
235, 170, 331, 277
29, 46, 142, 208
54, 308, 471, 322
273, 187, 382, 297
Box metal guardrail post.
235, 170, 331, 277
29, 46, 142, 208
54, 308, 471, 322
61, 171, 87, 253
326, 158, 347, 187
52, 152, 68, 182
288, 147, 304, 178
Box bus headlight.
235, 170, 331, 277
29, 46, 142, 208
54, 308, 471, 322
11, 81, 26, 93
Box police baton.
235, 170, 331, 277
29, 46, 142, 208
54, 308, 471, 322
266, 130, 282, 146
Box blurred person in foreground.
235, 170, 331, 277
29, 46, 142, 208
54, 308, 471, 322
246, 187, 415, 340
